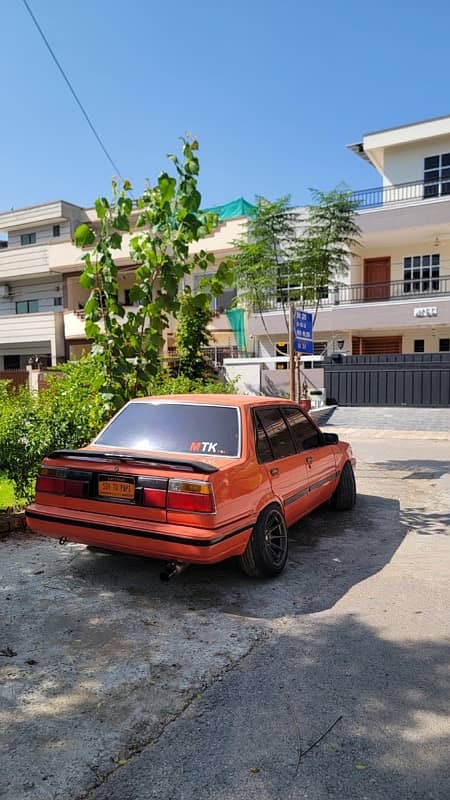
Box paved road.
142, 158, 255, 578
89, 437, 450, 800
322, 405, 450, 433
1, 420, 449, 800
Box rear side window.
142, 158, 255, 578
255, 416, 272, 463
255, 408, 295, 460
283, 406, 321, 451
94, 402, 240, 457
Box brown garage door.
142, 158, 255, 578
352, 336, 402, 355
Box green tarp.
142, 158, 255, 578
204, 199, 253, 351
205, 197, 256, 222
226, 308, 247, 353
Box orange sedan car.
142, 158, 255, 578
26, 395, 356, 579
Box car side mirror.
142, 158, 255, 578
322, 432, 339, 444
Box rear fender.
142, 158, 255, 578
253, 490, 285, 523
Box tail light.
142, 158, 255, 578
36, 467, 91, 498
167, 479, 215, 513
36, 475, 65, 494
141, 487, 166, 508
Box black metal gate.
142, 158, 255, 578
324, 353, 450, 407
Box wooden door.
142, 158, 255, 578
364, 257, 391, 300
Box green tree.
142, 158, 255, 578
294, 186, 361, 322
231, 187, 361, 336
75, 137, 218, 414
176, 261, 234, 379
231, 196, 299, 340
176, 287, 213, 379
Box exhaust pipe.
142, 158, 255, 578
160, 561, 189, 583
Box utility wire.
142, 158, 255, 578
20, 0, 123, 178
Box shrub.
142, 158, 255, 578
147, 372, 236, 396
0, 357, 108, 504
0, 358, 236, 507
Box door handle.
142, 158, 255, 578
305, 456, 313, 465
270, 467, 279, 476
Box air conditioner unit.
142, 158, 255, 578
0, 285, 12, 299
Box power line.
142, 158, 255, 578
20, 0, 123, 178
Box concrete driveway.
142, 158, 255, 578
1, 412, 449, 800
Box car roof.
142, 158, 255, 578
129, 394, 299, 408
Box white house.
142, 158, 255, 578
0, 198, 251, 368
0, 201, 82, 368
250, 114, 450, 359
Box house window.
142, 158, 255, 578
4, 355, 21, 369
414, 339, 425, 353
193, 274, 236, 313
313, 340, 328, 355
20, 232, 36, 246
53, 225, 61, 237
54, 297, 63, 306
439, 338, 450, 352
424, 153, 450, 198
214, 288, 236, 313
16, 299, 39, 314
403, 255, 440, 294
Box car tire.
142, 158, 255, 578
238, 504, 288, 578
331, 461, 356, 511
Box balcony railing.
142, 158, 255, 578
331, 275, 450, 304
256, 275, 450, 310
351, 178, 450, 210
165, 346, 250, 365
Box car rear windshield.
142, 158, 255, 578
94, 402, 241, 457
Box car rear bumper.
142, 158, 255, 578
26, 503, 253, 564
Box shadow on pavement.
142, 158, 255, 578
0, 490, 409, 800
62, 490, 406, 619
401, 509, 450, 536
89, 614, 450, 800
373, 459, 450, 480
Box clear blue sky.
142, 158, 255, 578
2, 0, 450, 212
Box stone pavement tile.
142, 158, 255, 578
321, 406, 450, 433
323, 427, 450, 440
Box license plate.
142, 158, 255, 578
98, 475, 135, 500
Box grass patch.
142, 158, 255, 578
0, 475, 17, 510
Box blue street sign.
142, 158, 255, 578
294, 338, 313, 354
294, 309, 313, 340
294, 308, 313, 355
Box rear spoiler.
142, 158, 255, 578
47, 449, 219, 474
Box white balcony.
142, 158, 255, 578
64, 310, 88, 339
64, 306, 138, 339
49, 234, 134, 273
352, 180, 450, 249
0, 311, 65, 362
0, 244, 50, 280
0, 201, 68, 231
248, 293, 450, 337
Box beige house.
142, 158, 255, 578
250, 114, 450, 358
0, 199, 249, 368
